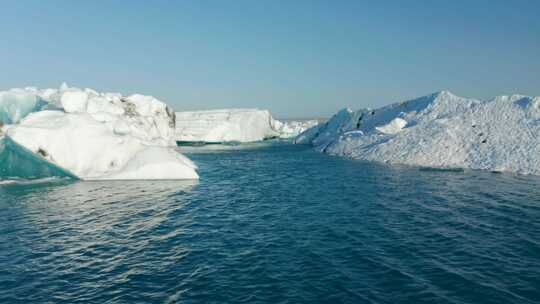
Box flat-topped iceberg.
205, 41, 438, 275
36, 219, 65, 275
0, 84, 198, 180
296, 91, 540, 175
175, 108, 318, 143
175, 109, 280, 143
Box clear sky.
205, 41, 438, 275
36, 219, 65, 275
1, 0, 539, 118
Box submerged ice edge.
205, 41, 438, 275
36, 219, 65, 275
0, 135, 79, 180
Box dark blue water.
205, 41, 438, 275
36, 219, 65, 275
1, 141, 540, 304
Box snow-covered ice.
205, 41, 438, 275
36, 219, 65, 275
175, 109, 279, 143
296, 91, 540, 175
273, 119, 320, 139
175, 108, 318, 143
375, 117, 407, 135
0, 84, 198, 180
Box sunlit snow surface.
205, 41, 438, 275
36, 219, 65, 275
0, 84, 198, 180
297, 91, 540, 175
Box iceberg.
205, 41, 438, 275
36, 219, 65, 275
0, 84, 198, 180
175, 109, 281, 144
296, 91, 540, 175
273, 119, 320, 139
175, 108, 319, 143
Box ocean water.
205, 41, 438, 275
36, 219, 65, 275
1, 141, 539, 304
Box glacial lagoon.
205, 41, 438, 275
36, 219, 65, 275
1, 141, 539, 303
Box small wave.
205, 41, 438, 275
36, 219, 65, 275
0, 179, 17, 185
177, 140, 280, 153
419, 166, 465, 173
0, 177, 72, 186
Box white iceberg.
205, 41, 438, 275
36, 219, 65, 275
175, 108, 319, 143
296, 90, 540, 175
273, 119, 320, 139
175, 109, 281, 143
0, 84, 198, 180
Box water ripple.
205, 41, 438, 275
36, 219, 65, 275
1, 142, 539, 303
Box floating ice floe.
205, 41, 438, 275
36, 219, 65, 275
296, 90, 540, 175
0, 84, 198, 180
175, 108, 318, 144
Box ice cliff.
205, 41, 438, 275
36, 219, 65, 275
296, 91, 540, 175
175, 108, 318, 143
0, 84, 198, 180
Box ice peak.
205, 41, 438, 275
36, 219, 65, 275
434, 90, 458, 99
59, 82, 70, 91
337, 107, 353, 114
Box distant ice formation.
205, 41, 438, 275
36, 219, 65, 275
296, 91, 540, 175
274, 119, 320, 139
175, 108, 319, 143
175, 109, 280, 143
0, 84, 198, 180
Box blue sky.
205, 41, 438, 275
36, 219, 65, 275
0, 0, 538, 118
